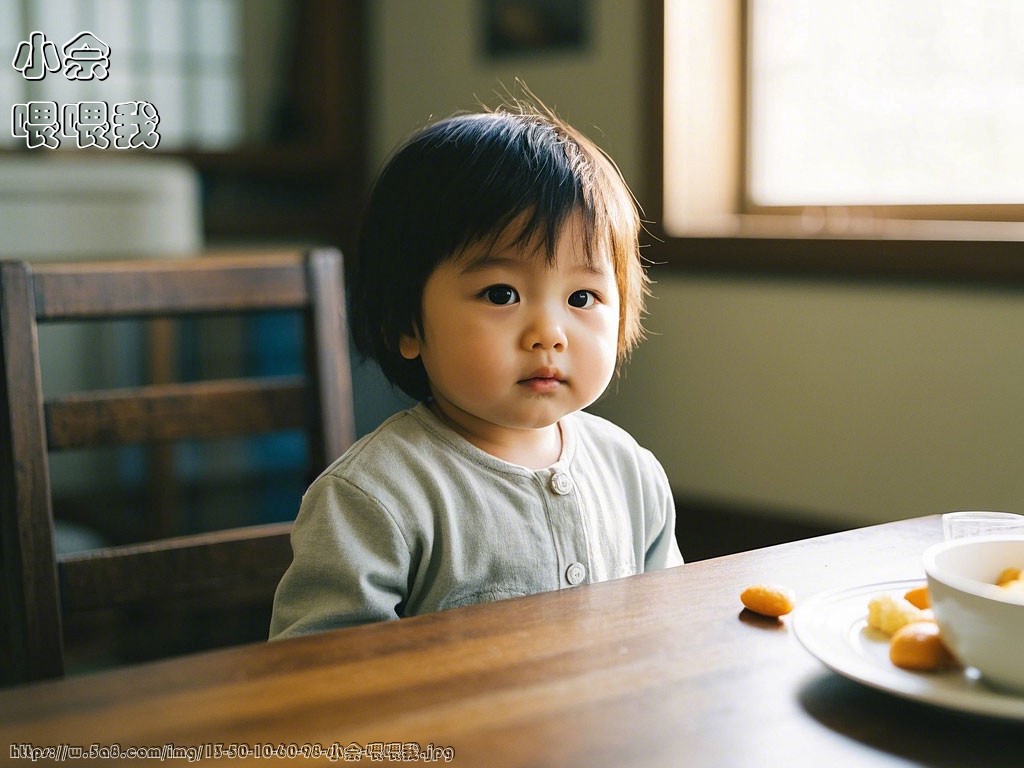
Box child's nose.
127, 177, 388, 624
522, 309, 567, 352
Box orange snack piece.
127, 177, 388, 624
903, 585, 931, 610
996, 567, 1021, 587
740, 584, 795, 618
889, 621, 956, 671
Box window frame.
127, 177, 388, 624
645, 0, 1024, 283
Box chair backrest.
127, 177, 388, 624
0, 249, 355, 685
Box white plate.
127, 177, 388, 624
792, 579, 1024, 721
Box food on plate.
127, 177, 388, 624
740, 583, 795, 618
903, 584, 931, 610
866, 593, 931, 635
996, 567, 1021, 585
866, 587, 955, 673
888, 621, 956, 671
872, 563, 1024, 674
996, 567, 1024, 594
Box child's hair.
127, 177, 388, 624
351, 99, 648, 402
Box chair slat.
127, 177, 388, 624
59, 523, 293, 612
31, 253, 309, 320
44, 377, 307, 449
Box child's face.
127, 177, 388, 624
399, 213, 619, 454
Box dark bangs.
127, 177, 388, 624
395, 112, 604, 268
439, 114, 603, 266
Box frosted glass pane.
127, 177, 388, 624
196, 70, 243, 148
748, 0, 1024, 205
100, 67, 136, 105
0, 0, 20, 46
95, 0, 134, 55
195, 0, 240, 57
37, 73, 78, 106
144, 70, 184, 146
33, 0, 84, 43
0, 65, 21, 103
144, 0, 183, 58
0, 71, 23, 147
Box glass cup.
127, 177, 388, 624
942, 510, 1024, 541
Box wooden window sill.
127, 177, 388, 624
647, 217, 1024, 284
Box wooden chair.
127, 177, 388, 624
0, 249, 356, 685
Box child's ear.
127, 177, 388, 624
398, 333, 421, 360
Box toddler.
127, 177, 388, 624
270, 101, 683, 638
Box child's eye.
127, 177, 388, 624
568, 290, 596, 309
482, 285, 519, 305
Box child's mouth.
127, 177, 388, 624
520, 380, 561, 393
519, 374, 564, 393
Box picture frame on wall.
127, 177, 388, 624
482, 0, 588, 58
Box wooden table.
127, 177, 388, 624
1, 515, 1020, 766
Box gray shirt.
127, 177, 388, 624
270, 402, 684, 639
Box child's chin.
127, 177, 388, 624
505, 408, 572, 431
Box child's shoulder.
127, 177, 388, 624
567, 411, 667, 487
321, 404, 435, 476
568, 409, 647, 454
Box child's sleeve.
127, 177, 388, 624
269, 473, 412, 639
642, 450, 685, 569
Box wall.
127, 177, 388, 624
368, 0, 645, 187
371, 1, 1024, 528
600, 276, 1024, 527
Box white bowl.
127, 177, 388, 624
923, 536, 1024, 693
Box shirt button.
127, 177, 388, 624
566, 562, 587, 585
550, 471, 573, 495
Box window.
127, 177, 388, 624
662, 0, 1024, 237
2, 0, 244, 149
